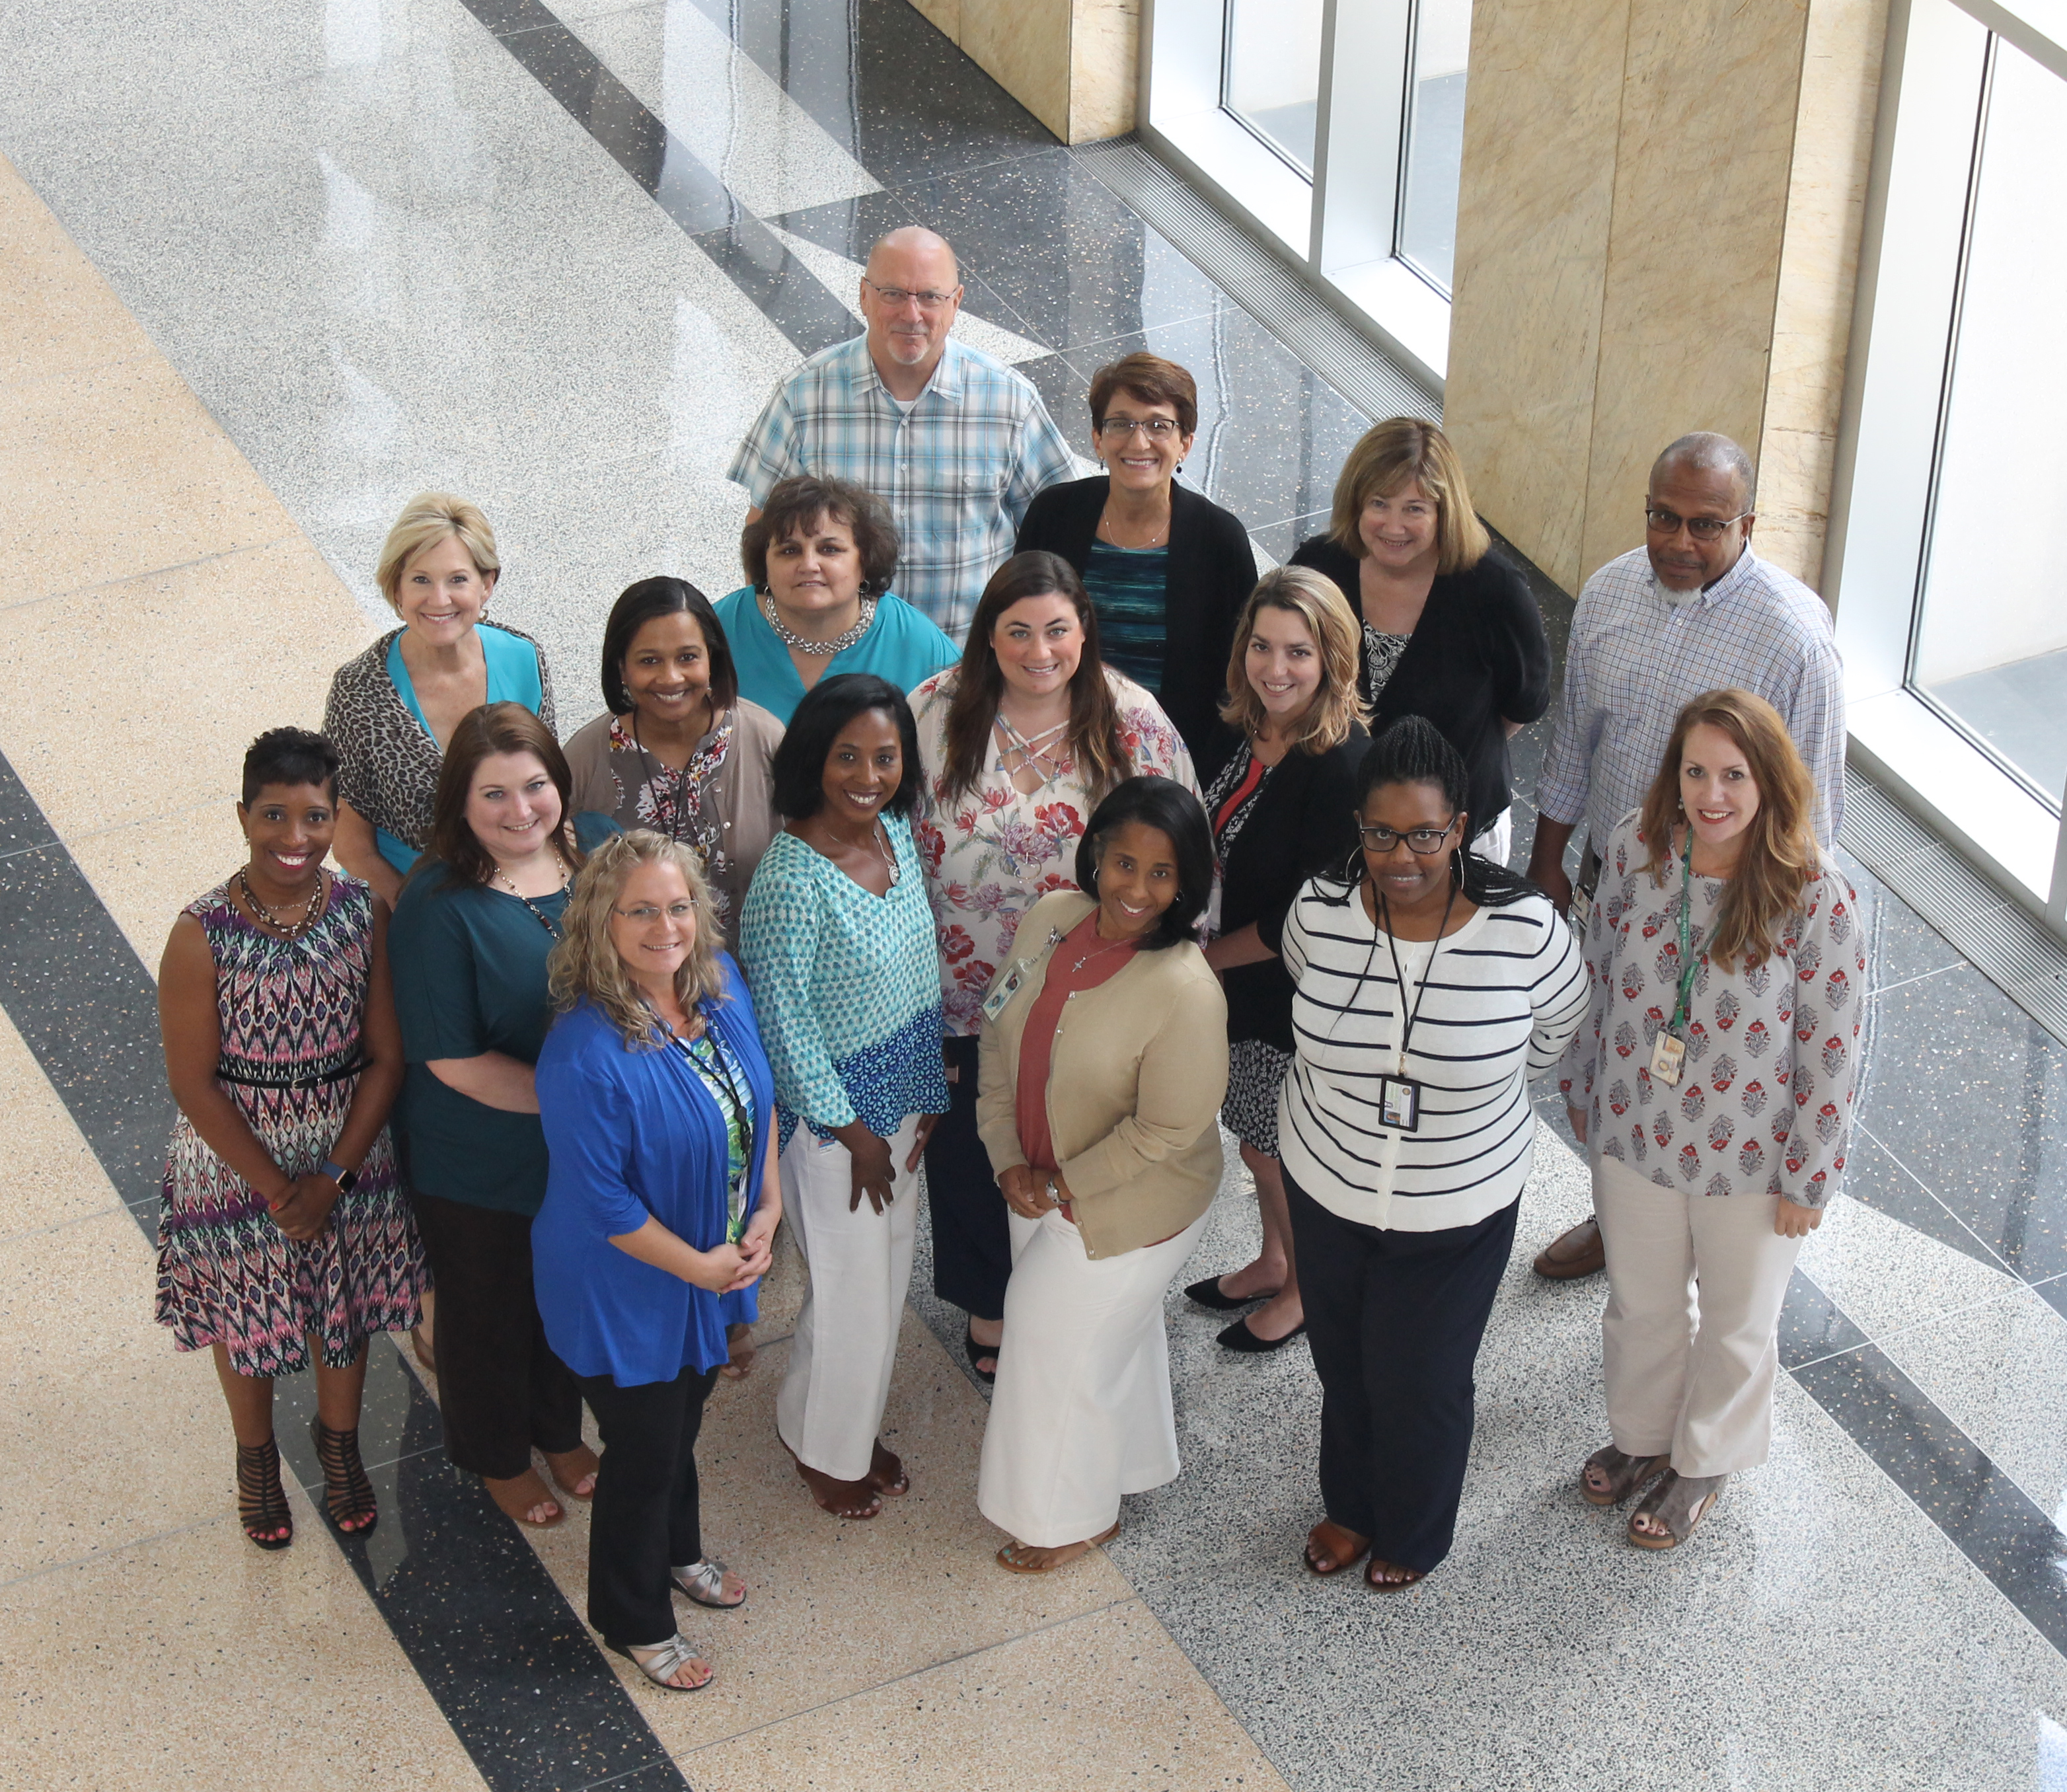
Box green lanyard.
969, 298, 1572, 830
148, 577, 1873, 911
1667, 829, 1699, 1037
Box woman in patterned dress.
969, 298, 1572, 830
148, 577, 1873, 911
1564, 689, 1867, 1549
157, 728, 425, 1550
737, 675, 950, 1520
909, 551, 1197, 1381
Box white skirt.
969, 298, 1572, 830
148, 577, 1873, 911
977, 1203, 1209, 1548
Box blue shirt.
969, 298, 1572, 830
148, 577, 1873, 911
532, 961, 776, 1387
712, 587, 958, 725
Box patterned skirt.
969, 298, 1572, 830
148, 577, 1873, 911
156, 1078, 426, 1378
1221, 1039, 1293, 1158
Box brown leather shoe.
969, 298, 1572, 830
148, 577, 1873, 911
1532, 1214, 1605, 1279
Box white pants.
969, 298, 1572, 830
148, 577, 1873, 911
1594, 1152, 1803, 1477
775, 1114, 921, 1482
977, 1205, 1208, 1548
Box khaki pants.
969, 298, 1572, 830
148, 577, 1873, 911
1594, 1153, 1803, 1477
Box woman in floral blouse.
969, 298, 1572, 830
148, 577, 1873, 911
910, 550, 1197, 1380
1563, 688, 1865, 1551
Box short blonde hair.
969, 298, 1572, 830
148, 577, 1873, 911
375, 492, 502, 613
1329, 418, 1491, 576
548, 831, 728, 1048
1219, 567, 1366, 753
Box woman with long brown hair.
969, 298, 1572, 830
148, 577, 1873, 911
909, 551, 1197, 1380
389, 702, 599, 1530
1564, 689, 1866, 1549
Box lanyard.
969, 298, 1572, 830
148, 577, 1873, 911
1375, 877, 1459, 1075
667, 1012, 754, 1241
1667, 829, 1700, 1036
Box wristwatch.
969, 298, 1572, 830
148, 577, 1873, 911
320, 1158, 359, 1193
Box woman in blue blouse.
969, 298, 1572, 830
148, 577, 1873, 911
739, 675, 950, 1520
535, 831, 782, 1694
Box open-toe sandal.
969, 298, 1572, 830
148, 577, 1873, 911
963, 1325, 998, 1386
1579, 1445, 1671, 1508
236, 1437, 293, 1551
311, 1418, 377, 1535
671, 1558, 747, 1610
1628, 1470, 1728, 1549
1365, 1558, 1426, 1592
868, 1440, 910, 1497
996, 1520, 1119, 1575
606, 1633, 714, 1692
720, 1322, 756, 1381
485, 1470, 564, 1528
1302, 1520, 1371, 1577
544, 1444, 601, 1503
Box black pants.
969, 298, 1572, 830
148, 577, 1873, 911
1287, 1174, 1519, 1573
412, 1191, 584, 1479
923, 1033, 1011, 1322
576, 1363, 720, 1646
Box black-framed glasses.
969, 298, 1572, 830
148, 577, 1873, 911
1357, 817, 1458, 854
1096, 417, 1184, 439
1645, 505, 1750, 542
862, 277, 958, 311
613, 900, 696, 922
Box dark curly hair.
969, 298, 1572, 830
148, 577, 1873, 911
739, 475, 901, 594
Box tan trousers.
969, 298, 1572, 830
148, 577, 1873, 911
1594, 1153, 1803, 1477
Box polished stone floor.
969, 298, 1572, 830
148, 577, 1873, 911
4, 1, 2067, 1788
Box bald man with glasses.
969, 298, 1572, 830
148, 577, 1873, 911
729, 227, 1076, 642
1525, 431, 1846, 1280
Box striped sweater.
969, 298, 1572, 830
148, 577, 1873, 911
1274, 879, 1587, 1231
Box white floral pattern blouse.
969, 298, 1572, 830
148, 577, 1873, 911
909, 666, 1199, 1036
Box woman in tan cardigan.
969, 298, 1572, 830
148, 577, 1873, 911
974, 776, 1228, 1571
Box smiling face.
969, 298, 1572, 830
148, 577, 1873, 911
1098, 392, 1193, 494
991, 591, 1084, 701
622, 610, 712, 729
765, 511, 865, 620
239, 782, 336, 895
1244, 603, 1323, 726
859, 233, 962, 374
1095, 819, 1180, 940
820, 707, 903, 829
1357, 478, 1441, 574
607, 858, 698, 994
464, 750, 562, 866
1359, 780, 1462, 916
1679, 721, 1762, 860
396, 533, 495, 643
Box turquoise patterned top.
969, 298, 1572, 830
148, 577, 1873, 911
736, 812, 951, 1144
674, 1027, 753, 1241
1082, 541, 1170, 695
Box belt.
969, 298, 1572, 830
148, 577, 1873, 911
215, 1057, 363, 1089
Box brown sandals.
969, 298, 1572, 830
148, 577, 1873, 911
1628, 1471, 1728, 1549
1579, 1446, 1671, 1507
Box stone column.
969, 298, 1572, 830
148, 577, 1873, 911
1442, 0, 1889, 597
906, 0, 1139, 144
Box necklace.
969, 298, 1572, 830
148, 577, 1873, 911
237, 868, 326, 941
1098, 504, 1170, 550
761, 588, 877, 656
1068, 920, 1139, 973
872, 821, 901, 887
492, 852, 570, 936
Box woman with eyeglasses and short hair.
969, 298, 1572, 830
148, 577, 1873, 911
1014, 352, 1258, 755
1277, 717, 1585, 1592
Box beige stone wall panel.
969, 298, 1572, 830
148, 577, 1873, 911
1070, 0, 1141, 141
961, 0, 1074, 141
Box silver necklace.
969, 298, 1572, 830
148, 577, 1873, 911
1069, 928, 1137, 973
760, 589, 877, 656
872, 821, 901, 887
1098, 505, 1169, 550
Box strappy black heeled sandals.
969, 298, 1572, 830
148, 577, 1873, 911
311, 1417, 378, 1535
237, 1437, 293, 1550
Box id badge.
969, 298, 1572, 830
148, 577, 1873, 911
1379, 1074, 1422, 1133
726, 1175, 749, 1244
1569, 886, 1593, 936
980, 964, 1026, 1024
1649, 1031, 1685, 1086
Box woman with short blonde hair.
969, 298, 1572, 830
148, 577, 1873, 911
325, 492, 557, 908
1291, 418, 1550, 865
534, 829, 783, 1692
1187, 568, 1369, 1352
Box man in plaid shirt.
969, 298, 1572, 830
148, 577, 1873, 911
728, 227, 1076, 642
1525, 431, 1846, 1280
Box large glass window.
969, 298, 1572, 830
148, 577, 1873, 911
1396, 0, 1474, 293
1222, 0, 1325, 176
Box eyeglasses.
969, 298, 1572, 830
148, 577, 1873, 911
1357, 817, 1458, 854
613, 901, 696, 923
862, 278, 958, 311
1096, 417, 1184, 440
1645, 505, 1750, 542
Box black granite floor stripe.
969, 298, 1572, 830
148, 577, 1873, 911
0, 749, 687, 1792
457, 0, 855, 359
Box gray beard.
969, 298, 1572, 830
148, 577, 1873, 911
1653, 568, 1704, 607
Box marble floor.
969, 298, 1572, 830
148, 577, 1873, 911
3, 1, 2067, 1788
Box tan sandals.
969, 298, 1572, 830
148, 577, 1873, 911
1628, 1470, 1728, 1549
1579, 1446, 1671, 1507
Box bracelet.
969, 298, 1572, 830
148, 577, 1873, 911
320, 1158, 359, 1193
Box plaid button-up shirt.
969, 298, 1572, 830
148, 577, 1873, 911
728, 334, 1076, 641
1537, 546, 1846, 851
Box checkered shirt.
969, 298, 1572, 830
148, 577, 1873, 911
1536, 547, 1847, 852
728, 334, 1076, 641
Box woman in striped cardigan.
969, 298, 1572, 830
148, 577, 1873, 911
1269, 716, 1586, 1590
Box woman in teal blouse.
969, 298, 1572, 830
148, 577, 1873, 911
737, 675, 949, 1522
389, 702, 595, 1531
325, 492, 557, 907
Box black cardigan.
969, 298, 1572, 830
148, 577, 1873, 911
1198, 720, 1369, 1050
1287, 537, 1552, 831
1016, 476, 1258, 755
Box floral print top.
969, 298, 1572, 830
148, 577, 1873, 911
909, 665, 1198, 1037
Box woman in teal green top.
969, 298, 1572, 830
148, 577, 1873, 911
325, 492, 557, 907
714, 475, 957, 725
389, 702, 595, 1532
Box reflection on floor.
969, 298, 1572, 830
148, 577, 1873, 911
4, 0, 2067, 1787
1928, 644, 2067, 808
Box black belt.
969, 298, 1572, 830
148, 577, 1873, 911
216, 1057, 363, 1089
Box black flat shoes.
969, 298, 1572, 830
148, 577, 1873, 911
1184, 1275, 1278, 1312
1216, 1316, 1307, 1353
